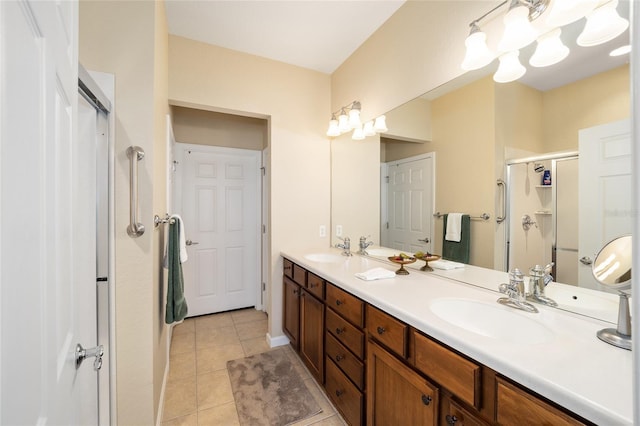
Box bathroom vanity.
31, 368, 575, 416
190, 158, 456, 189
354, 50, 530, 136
281, 248, 632, 425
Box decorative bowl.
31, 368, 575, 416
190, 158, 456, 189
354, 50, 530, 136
387, 256, 417, 275
415, 254, 441, 272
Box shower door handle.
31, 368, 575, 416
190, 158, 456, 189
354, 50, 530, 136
496, 179, 506, 224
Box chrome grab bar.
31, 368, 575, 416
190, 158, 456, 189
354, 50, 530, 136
496, 179, 506, 224
126, 146, 145, 237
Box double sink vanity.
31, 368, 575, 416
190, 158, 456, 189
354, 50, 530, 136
281, 247, 632, 425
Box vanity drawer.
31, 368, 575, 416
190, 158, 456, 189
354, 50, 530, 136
326, 308, 364, 359
325, 356, 363, 426
292, 263, 307, 286
412, 331, 481, 409
445, 398, 488, 426
326, 332, 364, 390
496, 378, 586, 426
306, 272, 324, 299
366, 304, 408, 358
326, 283, 364, 328
283, 258, 293, 279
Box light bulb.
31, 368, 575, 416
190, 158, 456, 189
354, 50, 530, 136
498, 2, 538, 52
461, 23, 495, 71
338, 109, 350, 133
494, 51, 526, 83
326, 117, 340, 137
530, 28, 569, 67
577, 0, 629, 47
373, 115, 388, 133
352, 125, 365, 140
546, 0, 598, 27
363, 121, 376, 136
348, 108, 362, 129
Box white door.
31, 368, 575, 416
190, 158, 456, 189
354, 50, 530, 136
1, 1, 100, 424
176, 144, 260, 316
578, 119, 632, 290
384, 154, 434, 253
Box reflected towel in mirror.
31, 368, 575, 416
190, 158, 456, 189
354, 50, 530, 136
445, 212, 463, 242
430, 259, 465, 270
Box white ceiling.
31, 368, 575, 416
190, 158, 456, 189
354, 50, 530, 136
165, 0, 406, 74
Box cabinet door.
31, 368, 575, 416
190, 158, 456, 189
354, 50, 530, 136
367, 341, 439, 426
283, 276, 300, 350
300, 290, 324, 383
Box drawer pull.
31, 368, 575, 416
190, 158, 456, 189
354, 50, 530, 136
421, 394, 432, 406
335, 354, 344, 362
335, 389, 344, 397
310, 283, 317, 288
284, 265, 292, 270
445, 414, 458, 425
376, 326, 386, 335
335, 299, 343, 306
293, 289, 300, 295
335, 327, 345, 335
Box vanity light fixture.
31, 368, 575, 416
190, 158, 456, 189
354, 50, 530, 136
461, 0, 629, 83
326, 100, 388, 140
609, 44, 631, 56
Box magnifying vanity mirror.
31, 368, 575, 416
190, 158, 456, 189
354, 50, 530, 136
593, 235, 632, 350
330, 1, 631, 324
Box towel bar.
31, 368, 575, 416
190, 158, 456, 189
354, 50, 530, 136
154, 214, 176, 227
433, 212, 490, 221
126, 146, 145, 237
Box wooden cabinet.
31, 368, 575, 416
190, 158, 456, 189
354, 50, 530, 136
283, 276, 300, 350
366, 304, 408, 358
367, 340, 439, 425
442, 397, 488, 426
325, 357, 363, 426
300, 289, 324, 383
496, 378, 587, 426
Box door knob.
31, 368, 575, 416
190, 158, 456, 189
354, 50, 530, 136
75, 343, 104, 371
418, 238, 430, 243
186, 239, 199, 246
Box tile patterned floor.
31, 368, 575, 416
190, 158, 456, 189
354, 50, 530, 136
161, 308, 347, 426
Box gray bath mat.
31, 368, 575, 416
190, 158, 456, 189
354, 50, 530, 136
227, 348, 322, 425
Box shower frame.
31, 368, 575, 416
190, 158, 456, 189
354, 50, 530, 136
504, 151, 578, 277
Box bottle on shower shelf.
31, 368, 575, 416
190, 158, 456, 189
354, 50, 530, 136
542, 169, 551, 185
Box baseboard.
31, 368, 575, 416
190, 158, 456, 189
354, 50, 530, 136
267, 333, 290, 348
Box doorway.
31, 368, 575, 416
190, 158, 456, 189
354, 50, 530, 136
173, 144, 262, 316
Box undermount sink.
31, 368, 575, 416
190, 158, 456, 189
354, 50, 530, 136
365, 247, 396, 257
429, 298, 555, 345
303, 253, 346, 263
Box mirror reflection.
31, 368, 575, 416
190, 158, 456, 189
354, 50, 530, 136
330, 2, 631, 322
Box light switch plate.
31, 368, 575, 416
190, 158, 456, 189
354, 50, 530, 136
336, 225, 343, 237
319, 225, 326, 237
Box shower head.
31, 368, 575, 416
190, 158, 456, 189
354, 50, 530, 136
533, 163, 545, 173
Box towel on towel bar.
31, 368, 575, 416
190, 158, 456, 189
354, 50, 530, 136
165, 217, 188, 324
163, 213, 188, 267
445, 212, 463, 242
442, 214, 471, 264
355, 267, 396, 281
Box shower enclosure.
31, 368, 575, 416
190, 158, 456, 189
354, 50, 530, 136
505, 152, 578, 285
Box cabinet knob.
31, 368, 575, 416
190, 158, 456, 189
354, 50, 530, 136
335, 354, 344, 362
335, 300, 343, 306
335, 327, 345, 335
445, 414, 458, 425
310, 282, 317, 288
293, 289, 299, 295
335, 389, 344, 397
421, 394, 432, 406
377, 326, 386, 335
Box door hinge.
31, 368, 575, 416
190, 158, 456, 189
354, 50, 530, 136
260, 166, 266, 176
385, 176, 389, 183
385, 222, 389, 229
262, 282, 266, 291
262, 224, 266, 234
97, 277, 108, 283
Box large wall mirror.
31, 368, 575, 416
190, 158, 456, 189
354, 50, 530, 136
330, 1, 631, 322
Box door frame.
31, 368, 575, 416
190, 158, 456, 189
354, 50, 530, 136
172, 142, 264, 312
79, 67, 116, 426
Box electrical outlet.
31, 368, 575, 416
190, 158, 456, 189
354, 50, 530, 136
336, 225, 343, 237
319, 225, 326, 237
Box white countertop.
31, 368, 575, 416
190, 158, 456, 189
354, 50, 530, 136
281, 247, 633, 425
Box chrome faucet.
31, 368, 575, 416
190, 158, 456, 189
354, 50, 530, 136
498, 268, 538, 313
357, 235, 374, 255
527, 263, 557, 307
335, 236, 352, 256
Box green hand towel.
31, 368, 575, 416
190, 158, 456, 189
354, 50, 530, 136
166, 219, 188, 324
442, 214, 471, 264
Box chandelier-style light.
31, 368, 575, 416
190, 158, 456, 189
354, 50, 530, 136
461, 0, 629, 83
326, 101, 388, 140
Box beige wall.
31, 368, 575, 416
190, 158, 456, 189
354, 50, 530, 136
168, 35, 331, 344
542, 64, 630, 152
384, 97, 432, 142
80, 1, 169, 424
171, 106, 267, 150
